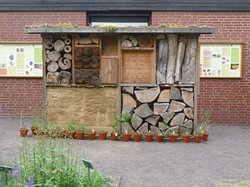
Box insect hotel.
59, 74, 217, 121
27, 26, 214, 133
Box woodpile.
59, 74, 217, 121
44, 34, 72, 85
121, 34, 154, 48
74, 34, 99, 45
122, 86, 194, 133
157, 34, 198, 85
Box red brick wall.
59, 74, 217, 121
0, 12, 86, 117
152, 11, 250, 125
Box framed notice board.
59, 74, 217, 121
0, 43, 43, 77
200, 43, 242, 78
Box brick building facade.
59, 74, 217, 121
0, 2, 249, 124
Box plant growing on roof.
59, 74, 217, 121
103, 25, 118, 32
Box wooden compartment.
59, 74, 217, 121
100, 57, 118, 84
101, 35, 118, 56
121, 49, 155, 84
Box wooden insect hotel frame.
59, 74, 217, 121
27, 26, 214, 133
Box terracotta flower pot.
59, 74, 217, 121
145, 133, 154, 142
111, 132, 119, 141
88, 132, 96, 140
202, 132, 209, 141
194, 134, 202, 143
31, 126, 37, 136
169, 134, 178, 143
99, 131, 107, 140
156, 135, 164, 142
181, 133, 191, 143
75, 131, 85, 140
133, 133, 141, 142
67, 131, 75, 139
122, 133, 131, 141
19, 128, 29, 137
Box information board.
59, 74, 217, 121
200, 43, 242, 78
0, 43, 43, 77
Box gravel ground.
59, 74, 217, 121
1, 117, 250, 187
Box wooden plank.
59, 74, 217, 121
121, 50, 154, 84
100, 57, 118, 84
174, 37, 186, 84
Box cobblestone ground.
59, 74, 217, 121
1, 117, 250, 187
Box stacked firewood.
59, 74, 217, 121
120, 34, 154, 48
44, 34, 72, 85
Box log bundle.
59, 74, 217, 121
121, 34, 154, 48
157, 34, 198, 85
44, 34, 72, 85
74, 47, 100, 84
122, 86, 194, 133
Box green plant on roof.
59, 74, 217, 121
103, 25, 118, 32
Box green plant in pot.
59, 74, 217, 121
133, 130, 142, 142
46, 123, 58, 138
200, 110, 211, 141
67, 123, 76, 139
31, 105, 41, 136
144, 130, 154, 142
156, 129, 165, 143
88, 129, 96, 140
111, 116, 120, 141
167, 129, 179, 143
121, 112, 132, 141
194, 127, 203, 143
75, 125, 85, 140
19, 111, 29, 137
181, 130, 191, 143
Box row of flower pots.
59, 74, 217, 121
20, 127, 209, 143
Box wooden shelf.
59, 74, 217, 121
121, 47, 154, 51
74, 45, 99, 48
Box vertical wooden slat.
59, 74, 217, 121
157, 39, 168, 84
194, 35, 199, 129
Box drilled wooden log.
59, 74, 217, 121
121, 40, 133, 48
89, 34, 99, 44
47, 72, 57, 84
64, 46, 72, 53
54, 40, 65, 52
82, 70, 100, 85
83, 48, 92, 56
47, 61, 59, 73
64, 38, 71, 45
47, 51, 61, 62
58, 58, 71, 70
166, 34, 178, 84
74, 34, 80, 45
61, 34, 68, 40
90, 56, 100, 68
182, 35, 198, 84
157, 39, 168, 84
175, 37, 186, 84
64, 53, 72, 60
44, 43, 54, 50
45, 58, 50, 63
129, 36, 138, 47
57, 71, 71, 85
44, 35, 53, 43
79, 37, 92, 45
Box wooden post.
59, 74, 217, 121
166, 34, 177, 84
157, 39, 168, 84
174, 37, 186, 84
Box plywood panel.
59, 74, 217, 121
46, 87, 117, 129
122, 50, 155, 84
100, 57, 118, 84
101, 35, 118, 56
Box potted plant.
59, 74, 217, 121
156, 130, 165, 143
98, 130, 108, 140
194, 127, 203, 143
19, 112, 29, 137
168, 129, 179, 143
67, 123, 76, 139
88, 129, 96, 140
31, 115, 40, 136
75, 125, 85, 140
144, 130, 154, 142
181, 130, 191, 143
45, 123, 58, 138
121, 112, 132, 141
200, 110, 211, 141
111, 115, 121, 141
133, 130, 142, 142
